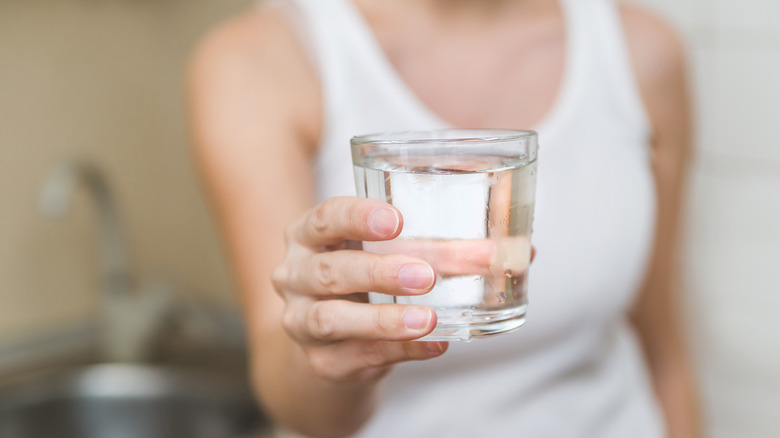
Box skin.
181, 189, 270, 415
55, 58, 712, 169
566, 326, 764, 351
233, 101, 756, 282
187, 1, 701, 437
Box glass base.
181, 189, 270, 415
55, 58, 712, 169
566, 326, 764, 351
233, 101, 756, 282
417, 307, 527, 342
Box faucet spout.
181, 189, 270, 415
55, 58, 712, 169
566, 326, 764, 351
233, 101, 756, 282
39, 160, 174, 362
39, 160, 132, 297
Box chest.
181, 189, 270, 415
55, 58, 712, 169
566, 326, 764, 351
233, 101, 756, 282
361, 6, 567, 129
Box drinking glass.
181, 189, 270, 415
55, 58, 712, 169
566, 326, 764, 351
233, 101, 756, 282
351, 129, 538, 341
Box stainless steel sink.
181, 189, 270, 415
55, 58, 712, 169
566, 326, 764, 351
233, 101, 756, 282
9, 162, 272, 437
0, 364, 270, 438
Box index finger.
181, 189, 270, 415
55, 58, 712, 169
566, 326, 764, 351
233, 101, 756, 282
293, 197, 402, 249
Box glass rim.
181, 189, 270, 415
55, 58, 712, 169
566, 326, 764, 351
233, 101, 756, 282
350, 129, 537, 146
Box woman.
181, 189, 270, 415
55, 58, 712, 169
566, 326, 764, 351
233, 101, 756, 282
188, 0, 700, 436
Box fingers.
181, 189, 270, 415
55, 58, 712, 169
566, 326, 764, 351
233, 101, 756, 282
489, 235, 532, 277
284, 301, 437, 343
286, 251, 435, 297
487, 163, 513, 236
292, 197, 402, 249
363, 238, 497, 277
306, 339, 449, 383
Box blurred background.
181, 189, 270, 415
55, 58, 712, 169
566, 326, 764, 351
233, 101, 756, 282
0, 0, 777, 437
630, 1, 780, 437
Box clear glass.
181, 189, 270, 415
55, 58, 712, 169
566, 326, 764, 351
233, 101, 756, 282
351, 129, 538, 341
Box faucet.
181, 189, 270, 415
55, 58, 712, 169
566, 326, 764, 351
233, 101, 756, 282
39, 160, 172, 363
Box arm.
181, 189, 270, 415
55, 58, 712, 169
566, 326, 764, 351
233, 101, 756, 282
187, 10, 445, 438
621, 5, 703, 438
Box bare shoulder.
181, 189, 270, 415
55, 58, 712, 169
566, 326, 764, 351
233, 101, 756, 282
188, 5, 321, 150
618, 3, 690, 144
618, 3, 688, 89
190, 5, 313, 80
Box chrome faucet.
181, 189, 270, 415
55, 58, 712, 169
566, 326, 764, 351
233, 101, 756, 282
39, 160, 172, 363
39, 161, 132, 299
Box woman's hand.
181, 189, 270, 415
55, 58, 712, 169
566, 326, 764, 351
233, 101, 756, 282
271, 196, 449, 384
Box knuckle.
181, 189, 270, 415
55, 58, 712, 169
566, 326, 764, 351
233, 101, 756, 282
364, 365, 393, 382
346, 201, 365, 233
348, 366, 392, 385
309, 301, 338, 340
366, 255, 399, 291
364, 257, 381, 288
359, 342, 388, 368
307, 349, 336, 380
270, 265, 288, 293
313, 258, 337, 292
310, 202, 331, 235
280, 309, 297, 337
375, 305, 400, 334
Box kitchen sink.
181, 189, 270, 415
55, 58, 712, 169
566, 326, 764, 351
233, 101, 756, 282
0, 364, 270, 438
7, 161, 273, 437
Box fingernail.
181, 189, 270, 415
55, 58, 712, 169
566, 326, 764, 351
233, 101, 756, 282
398, 263, 434, 290
403, 307, 432, 330
368, 208, 399, 236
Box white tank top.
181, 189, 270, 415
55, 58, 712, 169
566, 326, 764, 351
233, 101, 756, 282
269, 0, 666, 436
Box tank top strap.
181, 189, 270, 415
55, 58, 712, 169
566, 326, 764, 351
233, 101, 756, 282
271, 0, 651, 199
262, 0, 353, 110
271, 0, 648, 134
561, 0, 651, 135
287, 0, 448, 128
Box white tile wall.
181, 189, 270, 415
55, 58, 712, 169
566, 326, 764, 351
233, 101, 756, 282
685, 157, 780, 432
630, 0, 780, 436
629, 0, 712, 36
685, 156, 780, 377
693, 47, 780, 163
710, 0, 780, 32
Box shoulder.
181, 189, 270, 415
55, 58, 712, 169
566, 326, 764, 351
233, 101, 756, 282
618, 2, 688, 90
188, 5, 321, 149
190, 7, 296, 82
617, 3, 690, 143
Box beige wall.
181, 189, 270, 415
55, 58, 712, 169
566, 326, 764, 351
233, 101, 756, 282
0, 0, 250, 341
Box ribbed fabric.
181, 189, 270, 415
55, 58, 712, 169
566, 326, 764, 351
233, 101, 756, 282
269, 0, 666, 436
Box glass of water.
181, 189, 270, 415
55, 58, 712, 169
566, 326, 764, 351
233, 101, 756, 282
351, 129, 538, 341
